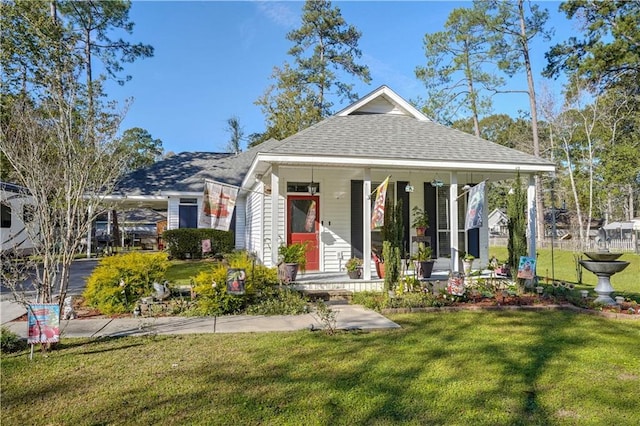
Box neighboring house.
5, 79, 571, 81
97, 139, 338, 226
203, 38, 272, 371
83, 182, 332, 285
109, 86, 555, 279
488, 208, 508, 236
604, 219, 640, 240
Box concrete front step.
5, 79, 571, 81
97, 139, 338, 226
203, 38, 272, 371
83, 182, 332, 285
300, 289, 353, 302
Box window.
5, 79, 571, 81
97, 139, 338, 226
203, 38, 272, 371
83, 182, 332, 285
1, 203, 10, 228
287, 182, 320, 194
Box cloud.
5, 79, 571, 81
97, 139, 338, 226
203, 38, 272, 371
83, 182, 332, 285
254, 1, 299, 29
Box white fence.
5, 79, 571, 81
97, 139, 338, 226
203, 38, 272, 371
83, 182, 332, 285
490, 236, 639, 253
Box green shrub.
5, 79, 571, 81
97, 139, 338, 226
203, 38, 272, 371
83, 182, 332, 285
1, 326, 26, 353
190, 250, 279, 316
352, 291, 389, 311
163, 229, 234, 260
245, 287, 309, 315
353, 291, 454, 311
83, 252, 170, 314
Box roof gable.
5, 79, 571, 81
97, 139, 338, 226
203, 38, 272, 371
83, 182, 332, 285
336, 85, 429, 121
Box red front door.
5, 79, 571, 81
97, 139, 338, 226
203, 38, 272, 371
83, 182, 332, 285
287, 196, 319, 271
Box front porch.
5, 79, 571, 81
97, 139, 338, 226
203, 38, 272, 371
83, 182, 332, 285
291, 257, 503, 293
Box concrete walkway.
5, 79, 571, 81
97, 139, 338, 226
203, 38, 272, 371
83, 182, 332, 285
1, 300, 400, 338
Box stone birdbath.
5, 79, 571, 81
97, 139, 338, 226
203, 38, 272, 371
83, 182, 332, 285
579, 228, 630, 305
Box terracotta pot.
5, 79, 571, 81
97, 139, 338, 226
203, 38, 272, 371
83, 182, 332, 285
376, 261, 385, 279
416, 227, 426, 237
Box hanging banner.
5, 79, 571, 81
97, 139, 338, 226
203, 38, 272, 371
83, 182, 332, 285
465, 181, 485, 231
27, 304, 60, 344
199, 180, 239, 231
517, 256, 536, 280
371, 176, 390, 230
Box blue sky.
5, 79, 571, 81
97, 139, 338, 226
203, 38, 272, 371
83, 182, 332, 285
104, 1, 578, 154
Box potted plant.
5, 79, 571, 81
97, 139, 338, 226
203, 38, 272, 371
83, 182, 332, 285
462, 252, 475, 275
411, 206, 430, 236
345, 257, 363, 279
412, 243, 435, 278
278, 242, 308, 282
372, 247, 385, 279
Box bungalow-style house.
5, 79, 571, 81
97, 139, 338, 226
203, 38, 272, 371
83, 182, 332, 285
107, 86, 555, 281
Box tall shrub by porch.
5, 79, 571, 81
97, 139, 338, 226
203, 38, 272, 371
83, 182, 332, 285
382, 198, 403, 291
507, 170, 528, 274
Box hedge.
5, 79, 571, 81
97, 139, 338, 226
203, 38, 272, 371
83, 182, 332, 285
163, 228, 234, 260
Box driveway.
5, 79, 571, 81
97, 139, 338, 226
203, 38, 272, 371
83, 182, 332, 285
0, 258, 98, 301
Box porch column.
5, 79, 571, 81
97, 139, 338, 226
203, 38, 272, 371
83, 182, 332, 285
450, 172, 460, 272
271, 165, 280, 267
527, 174, 537, 258
362, 168, 372, 280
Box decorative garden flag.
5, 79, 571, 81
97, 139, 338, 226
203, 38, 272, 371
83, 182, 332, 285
27, 304, 60, 344
517, 256, 536, 279
371, 176, 390, 229
226, 268, 246, 295
199, 179, 238, 231
465, 181, 485, 231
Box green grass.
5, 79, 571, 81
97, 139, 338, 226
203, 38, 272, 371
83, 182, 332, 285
164, 259, 217, 285
2, 310, 639, 425
490, 247, 640, 295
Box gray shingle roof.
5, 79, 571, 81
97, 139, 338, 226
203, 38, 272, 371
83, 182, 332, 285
261, 114, 553, 167
114, 138, 286, 195
115, 152, 235, 195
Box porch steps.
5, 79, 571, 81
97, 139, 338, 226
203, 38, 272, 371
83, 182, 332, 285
300, 289, 353, 303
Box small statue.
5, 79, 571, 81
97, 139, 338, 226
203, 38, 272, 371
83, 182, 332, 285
63, 296, 76, 320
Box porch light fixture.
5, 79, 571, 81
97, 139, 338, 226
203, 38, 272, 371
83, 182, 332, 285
308, 167, 317, 195
405, 184, 414, 192
430, 179, 443, 187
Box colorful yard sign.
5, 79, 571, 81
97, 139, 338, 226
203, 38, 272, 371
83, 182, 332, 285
226, 269, 246, 295
371, 176, 390, 229
27, 304, 60, 344
517, 256, 536, 280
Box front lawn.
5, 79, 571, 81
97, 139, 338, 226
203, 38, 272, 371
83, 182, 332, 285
2, 310, 639, 425
490, 247, 639, 295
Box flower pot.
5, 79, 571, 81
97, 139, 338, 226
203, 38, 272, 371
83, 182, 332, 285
279, 263, 299, 283
463, 260, 473, 275
348, 267, 362, 279
376, 261, 385, 279
416, 227, 426, 237
418, 260, 435, 278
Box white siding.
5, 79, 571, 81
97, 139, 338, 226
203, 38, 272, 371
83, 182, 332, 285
167, 197, 180, 230
234, 195, 246, 250
245, 183, 265, 262
318, 174, 351, 272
